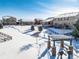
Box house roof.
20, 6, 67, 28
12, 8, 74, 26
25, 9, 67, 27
2, 16, 16, 19
44, 12, 79, 22
51, 35, 74, 40
43, 17, 54, 22
54, 12, 79, 18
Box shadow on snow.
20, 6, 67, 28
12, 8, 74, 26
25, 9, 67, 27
19, 44, 32, 53
23, 29, 32, 34
31, 32, 40, 37
38, 48, 49, 59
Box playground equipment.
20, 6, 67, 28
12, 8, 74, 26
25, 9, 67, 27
46, 35, 74, 59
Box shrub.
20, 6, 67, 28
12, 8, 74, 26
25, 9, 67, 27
38, 26, 42, 32
31, 25, 34, 31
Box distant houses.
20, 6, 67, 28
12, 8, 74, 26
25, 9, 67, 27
1, 16, 36, 25
19, 20, 34, 25
0, 12, 79, 28
34, 18, 43, 25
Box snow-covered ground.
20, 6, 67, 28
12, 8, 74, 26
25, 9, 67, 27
0, 25, 79, 59
0, 26, 38, 59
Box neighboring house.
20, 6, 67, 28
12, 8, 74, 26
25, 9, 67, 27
53, 12, 79, 27
43, 17, 54, 27
44, 12, 79, 28
2, 16, 17, 25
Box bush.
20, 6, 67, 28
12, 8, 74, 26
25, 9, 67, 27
74, 24, 79, 31
38, 26, 42, 32
0, 23, 3, 29
31, 25, 34, 31
72, 30, 79, 38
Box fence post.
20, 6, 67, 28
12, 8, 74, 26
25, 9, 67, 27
47, 36, 51, 49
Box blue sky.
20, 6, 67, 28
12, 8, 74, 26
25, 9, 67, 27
0, 0, 79, 20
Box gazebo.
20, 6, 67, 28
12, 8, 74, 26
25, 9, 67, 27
47, 35, 74, 59
50, 35, 74, 46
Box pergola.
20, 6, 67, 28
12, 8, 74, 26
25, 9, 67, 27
47, 35, 74, 59
50, 35, 74, 46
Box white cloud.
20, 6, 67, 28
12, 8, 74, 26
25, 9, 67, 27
32, 7, 79, 19
1, 1, 79, 20
22, 1, 79, 20
36, 1, 79, 17
64, 0, 79, 2
23, 6, 79, 19
52, 7, 79, 14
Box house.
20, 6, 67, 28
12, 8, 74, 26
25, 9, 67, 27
43, 17, 54, 27
44, 12, 79, 28
2, 16, 17, 25
53, 12, 79, 28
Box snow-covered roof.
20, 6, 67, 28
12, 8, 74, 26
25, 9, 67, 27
2, 16, 16, 19
54, 12, 79, 18
51, 35, 73, 40
43, 17, 54, 22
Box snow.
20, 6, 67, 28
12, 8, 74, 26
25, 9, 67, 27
0, 26, 37, 59
55, 12, 79, 18
0, 25, 79, 59
47, 28, 73, 35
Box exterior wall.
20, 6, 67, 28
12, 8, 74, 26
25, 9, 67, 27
43, 18, 53, 27
53, 16, 78, 26
43, 20, 53, 27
